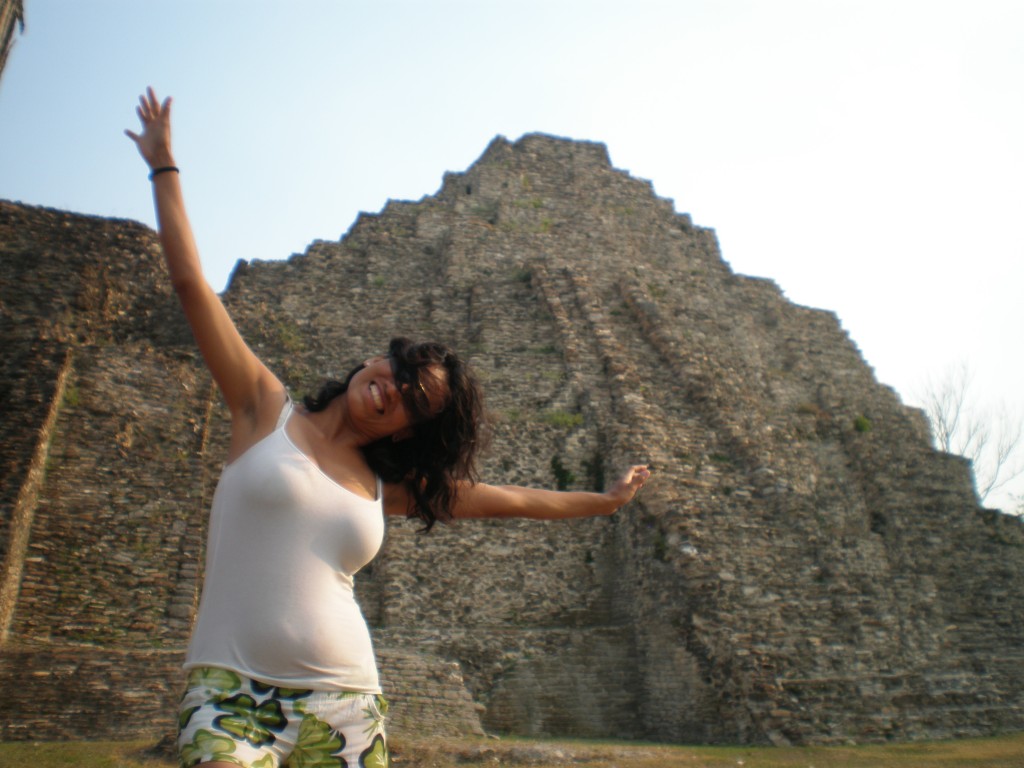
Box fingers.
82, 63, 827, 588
625, 465, 651, 497
127, 88, 174, 162
143, 86, 160, 118
134, 87, 170, 124
137, 93, 152, 122
610, 464, 651, 504
627, 464, 651, 486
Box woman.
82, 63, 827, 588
126, 88, 650, 768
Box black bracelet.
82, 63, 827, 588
149, 166, 180, 181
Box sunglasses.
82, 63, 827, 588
389, 354, 436, 424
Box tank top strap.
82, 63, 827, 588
274, 397, 294, 430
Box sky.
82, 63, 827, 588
1, 0, 1021, 510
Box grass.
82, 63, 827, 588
1, 732, 1022, 768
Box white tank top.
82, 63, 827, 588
184, 399, 385, 692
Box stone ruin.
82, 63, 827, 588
1, 133, 1022, 746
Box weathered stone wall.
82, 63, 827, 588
1, 132, 1022, 746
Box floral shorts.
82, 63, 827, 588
177, 667, 389, 768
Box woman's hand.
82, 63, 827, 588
124, 87, 175, 169
604, 464, 652, 512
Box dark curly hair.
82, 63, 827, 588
303, 337, 485, 531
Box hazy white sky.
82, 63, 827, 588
1, 0, 1021, 509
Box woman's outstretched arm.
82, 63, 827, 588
384, 465, 651, 520
126, 88, 284, 437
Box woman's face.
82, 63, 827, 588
347, 356, 449, 440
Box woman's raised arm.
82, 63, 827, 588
126, 88, 284, 432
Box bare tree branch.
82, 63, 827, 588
918, 362, 1024, 508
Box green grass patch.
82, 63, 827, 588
0, 740, 166, 768
2, 732, 1023, 768
62, 382, 81, 408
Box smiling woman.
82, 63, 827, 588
302, 336, 484, 531
125, 88, 650, 768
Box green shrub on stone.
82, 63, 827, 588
541, 410, 583, 429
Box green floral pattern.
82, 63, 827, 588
215, 693, 286, 747
178, 668, 388, 768
191, 666, 243, 691
179, 727, 240, 767
290, 714, 347, 767
179, 705, 200, 731
362, 697, 387, 739
359, 734, 389, 768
